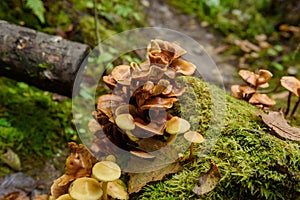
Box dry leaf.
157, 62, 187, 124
103, 179, 129, 200
0, 148, 21, 171
128, 162, 182, 194
259, 111, 300, 141
193, 162, 221, 195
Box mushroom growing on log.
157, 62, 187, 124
91, 39, 197, 159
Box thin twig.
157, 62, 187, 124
94, 0, 102, 54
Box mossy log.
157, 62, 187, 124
0, 20, 90, 97
131, 77, 300, 200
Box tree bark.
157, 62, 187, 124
0, 20, 90, 97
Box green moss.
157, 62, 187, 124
132, 77, 300, 199
0, 77, 78, 176
79, 16, 116, 46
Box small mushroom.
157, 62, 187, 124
92, 161, 121, 200
256, 69, 273, 87
56, 194, 73, 200
111, 64, 131, 85
115, 114, 135, 131
140, 97, 178, 110
231, 85, 256, 99
165, 116, 191, 144
248, 93, 276, 109
280, 76, 300, 116
103, 75, 117, 89
134, 121, 165, 137
238, 69, 257, 86
183, 131, 204, 160
97, 94, 124, 120
68, 177, 103, 200
238, 69, 272, 89
171, 58, 196, 76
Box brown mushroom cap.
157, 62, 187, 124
165, 116, 191, 134
231, 85, 256, 98
280, 76, 300, 97
184, 131, 204, 143
248, 93, 276, 106
239, 69, 257, 86
171, 58, 196, 76
56, 194, 73, 200
134, 121, 165, 136
92, 161, 121, 182
111, 65, 131, 85
130, 150, 155, 159
103, 75, 117, 89
97, 94, 124, 119
115, 114, 135, 131
68, 177, 103, 200
140, 97, 178, 110
257, 69, 273, 85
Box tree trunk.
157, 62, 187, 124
0, 20, 90, 97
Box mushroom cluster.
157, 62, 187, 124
50, 143, 128, 200
231, 69, 275, 109
90, 39, 200, 159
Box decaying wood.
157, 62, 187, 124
0, 20, 90, 97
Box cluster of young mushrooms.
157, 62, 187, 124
231, 69, 276, 109
231, 69, 300, 116
50, 143, 127, 200
89, 39, 204, 161
51, 39, 206, 200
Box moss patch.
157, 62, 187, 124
132, 77, 300, 199
0, 77, 78, 176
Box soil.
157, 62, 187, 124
142, 0, 239, 89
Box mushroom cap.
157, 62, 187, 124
115, 114, 135, 131
104, 179, 129, 200
130, 150, 155, 159
111, 65, 131, 85
257, 69, 273, 85
103, 75, 117, 89
165, 116, 191, 134
68, 177, 103, 200
56, 194, 73, 200
184, 131, 204, 143
239, 69, 257, 85
97, 94, 124, 119
134, 121, 165, 136
280, 76, 300, 97
171, 58, 196, 76
248, 93, 276, 106
140, 97, 178, 110
92, 161, 121, 182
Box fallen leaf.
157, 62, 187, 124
127, 162, 182, 194
259, 111, 300, 141
103, 179, 129, 200
0, 148, 21, 171
193, 162, 221, 195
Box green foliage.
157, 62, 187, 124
25, 0, 45, 24
132, 78, 300, 199
168, 0, 274, 39
0, 77, 78, 176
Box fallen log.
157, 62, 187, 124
0, 20, 90, 97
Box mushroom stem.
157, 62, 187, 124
166, 134, 177, 144
285, 91, 292, 116
290, 97, 300, 117
189, 142, 194, 160
102, 181, 108, 200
